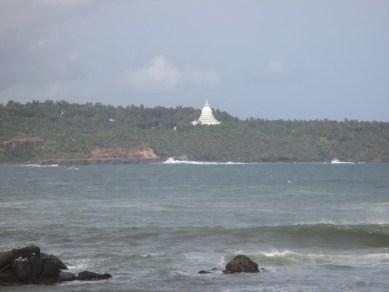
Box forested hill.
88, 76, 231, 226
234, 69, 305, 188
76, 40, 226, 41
1, 100, 389, 163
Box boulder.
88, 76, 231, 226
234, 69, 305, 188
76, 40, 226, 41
0, 270, 18, 283
224, 255, 259, 274
12, 258, 31, 282
11, 245, 40, 260
77, 270, 112, 281
59, 271, 76, 281
0, 245, 111, 284
29, 256, 44, 282
198, 268, 219, 274
0, 251, 12, 271
0, 245, 40, 272
40, 253, 67, 270
39, 259, 61, 282
10, 254, 63, 283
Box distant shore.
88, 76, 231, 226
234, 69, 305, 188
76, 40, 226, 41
2, 101, 389, 163
1, 158, 379, 166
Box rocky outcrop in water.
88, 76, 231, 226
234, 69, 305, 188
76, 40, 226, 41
198, 255, 264, 275
0, 245, 111, 285
224, 255, 260, 274
77, 270, 112, 281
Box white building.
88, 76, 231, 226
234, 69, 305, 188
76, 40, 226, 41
192, 98, 221, 126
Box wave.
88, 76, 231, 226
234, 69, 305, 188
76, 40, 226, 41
109, 224, 389, 250
165, 223, 389, 249
275, 223, 389, 243
162, 157, 247, 165
20, 164, 59, 168
227, 249, 389, 267
246, 224, 389, 248
67, 166, 80, 170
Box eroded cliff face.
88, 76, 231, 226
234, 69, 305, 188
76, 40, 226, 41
90, 146, 159, 162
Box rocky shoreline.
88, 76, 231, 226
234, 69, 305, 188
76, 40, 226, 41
1, 245, 264, 286
0, 245, 111, 285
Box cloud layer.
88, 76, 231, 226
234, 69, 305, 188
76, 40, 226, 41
0, 1, 388, 120
127, 56, 221, 93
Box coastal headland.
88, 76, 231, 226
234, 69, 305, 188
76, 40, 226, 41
1, 101, 389, 164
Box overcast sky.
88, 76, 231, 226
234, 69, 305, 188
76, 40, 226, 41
1, 0, 388, 121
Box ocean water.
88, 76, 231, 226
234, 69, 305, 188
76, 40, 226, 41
1, 162, 389, 291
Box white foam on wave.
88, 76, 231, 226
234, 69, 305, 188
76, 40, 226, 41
140, 252, 162, 258
162, 157, 247, 165
274, 219, 389, 226
184, 251, 224, 267
20, 164, 59, 168
246, 249, 389, 267
330, 159, 357, 164
260, 250, 298, 257
66, 258, 94, 271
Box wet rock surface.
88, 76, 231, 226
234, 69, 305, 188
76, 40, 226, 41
224, 255, 260, 274
0, 245, 111, 285
77, 271, 112, 281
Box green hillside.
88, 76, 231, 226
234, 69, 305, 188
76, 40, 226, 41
1, 100, 389, 163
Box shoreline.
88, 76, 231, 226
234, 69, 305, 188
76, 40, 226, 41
0, 159, 382, 166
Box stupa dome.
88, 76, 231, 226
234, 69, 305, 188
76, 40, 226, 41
192, 98, 221, 126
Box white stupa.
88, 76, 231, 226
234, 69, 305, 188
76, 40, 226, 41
192, 98, 221, 126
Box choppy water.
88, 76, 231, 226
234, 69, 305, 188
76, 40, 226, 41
1, 163, 389, 291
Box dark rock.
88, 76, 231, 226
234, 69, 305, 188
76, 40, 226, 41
8, 253, 65, 283
224, 255, 259, 274
12, 258, 31, 282
0, 251, 12, 270
29, 256, 44, 282
11, 245, 40, 260
198, 268, 220, 274
59, 271, 76, 281
77, 270, 112, 281
39, 259, 61, 281
0, 270, 18, 283
0, 245, 112, 284
40, 253, 67, 270
0, 245, 40, 274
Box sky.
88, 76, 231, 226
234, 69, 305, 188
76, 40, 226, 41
0, 0, 388, 121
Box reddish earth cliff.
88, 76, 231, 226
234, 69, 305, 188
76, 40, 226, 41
90, 146, 159, 162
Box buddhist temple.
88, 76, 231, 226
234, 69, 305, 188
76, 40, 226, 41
192, 98, 221, 126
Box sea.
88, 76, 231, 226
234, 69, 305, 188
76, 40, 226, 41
1, 162, 389, 291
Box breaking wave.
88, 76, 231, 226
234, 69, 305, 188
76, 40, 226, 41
232, 249, 389, 267
20, 164, 59, 167
162, 157, 247, 165
163, 224, 389, 249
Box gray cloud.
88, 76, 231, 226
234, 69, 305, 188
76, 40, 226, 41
0, 0, 388, 121
127, 56, 182, 93
127, 56, 221, 93
0, 0, 101, 96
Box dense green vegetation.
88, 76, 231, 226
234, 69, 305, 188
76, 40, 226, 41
1, 100, 389, 162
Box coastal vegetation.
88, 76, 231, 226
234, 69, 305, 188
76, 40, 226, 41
1, 100, 389, 163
